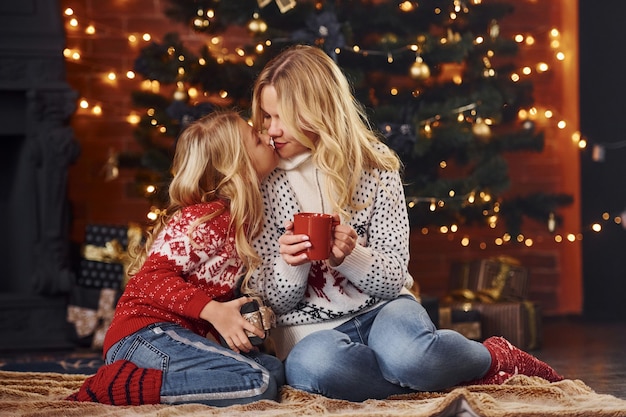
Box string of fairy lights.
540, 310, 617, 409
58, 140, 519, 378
61, 1, 626, 249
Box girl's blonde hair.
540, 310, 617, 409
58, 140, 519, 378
251, 44, 401, 218
128, 110, 264, 291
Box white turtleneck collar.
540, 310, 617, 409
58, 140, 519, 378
278, 151, 329, 214
277, 150, 313, 171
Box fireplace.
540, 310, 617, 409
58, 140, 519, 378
0, 0, 79, 350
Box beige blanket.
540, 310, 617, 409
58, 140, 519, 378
2, 370, 626, 417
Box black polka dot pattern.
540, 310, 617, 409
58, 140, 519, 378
250, 165, 412, 326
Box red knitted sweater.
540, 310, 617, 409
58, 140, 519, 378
102, 200, 242, 356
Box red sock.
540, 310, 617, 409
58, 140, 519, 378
482, 336, 563, 382
66, 360, 162, 405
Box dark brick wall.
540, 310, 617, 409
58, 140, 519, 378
61, 0, 582, 315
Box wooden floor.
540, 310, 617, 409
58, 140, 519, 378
534, 316, 626, 399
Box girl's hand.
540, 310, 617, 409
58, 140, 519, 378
200, 298, 265, 353
328, 214, 357, 267
278, 220, 312, 266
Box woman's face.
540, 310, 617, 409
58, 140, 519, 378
240, 118, 278, 179
260, 85, 316, 159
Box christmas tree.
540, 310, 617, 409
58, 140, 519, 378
125, 0, 572, 237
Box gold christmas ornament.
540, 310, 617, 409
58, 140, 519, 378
258, 0, 296, 13
410, 56, 430, 80
472, 117, 491, 139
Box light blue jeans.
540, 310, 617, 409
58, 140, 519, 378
284, 296, 492, 401
105, 322, 285, 406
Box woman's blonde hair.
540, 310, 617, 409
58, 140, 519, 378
251, 44, 400, 218
128, 110, 264, 291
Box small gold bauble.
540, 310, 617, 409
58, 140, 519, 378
410, 60, 430, 80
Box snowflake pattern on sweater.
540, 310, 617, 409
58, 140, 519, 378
103, 201, 242, 354
250, 166, 412, 327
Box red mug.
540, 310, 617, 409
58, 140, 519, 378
293, 213, 334, 260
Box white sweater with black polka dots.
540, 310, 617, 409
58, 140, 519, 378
250, 153, 414, 359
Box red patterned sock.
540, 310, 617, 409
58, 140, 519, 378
66, 360, 162, 405
482, 336, 563, 382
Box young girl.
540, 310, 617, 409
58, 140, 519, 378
67, 110, 284, 406
248, 44, 563, 402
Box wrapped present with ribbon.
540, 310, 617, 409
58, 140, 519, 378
445, 300, 542, 350
447, 256, 529, 304
78, 223, 143, 289
67, 288, 119, 349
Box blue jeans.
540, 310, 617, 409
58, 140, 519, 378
284, 296, 491, 401
105, 323, 285, 406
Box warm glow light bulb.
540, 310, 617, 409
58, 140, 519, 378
107, 72, 116, 81
79, 99, 89, 109
143, 33, 151, 41
399, 1, 414, 12
69, 18, 78, 27
86, 25, 96, 35
126, 71, 135, 79
64, 8, 74, 15
127, 114, 141, 124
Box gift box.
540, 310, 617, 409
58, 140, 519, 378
448, 301, 542, 350
448, 256, 529, 303
76, 223, 142, 289
78, 259, 125, 289
439, 304, 482, 340
66, 286, 120, 349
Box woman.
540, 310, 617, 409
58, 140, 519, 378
249, 45, 563, 402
